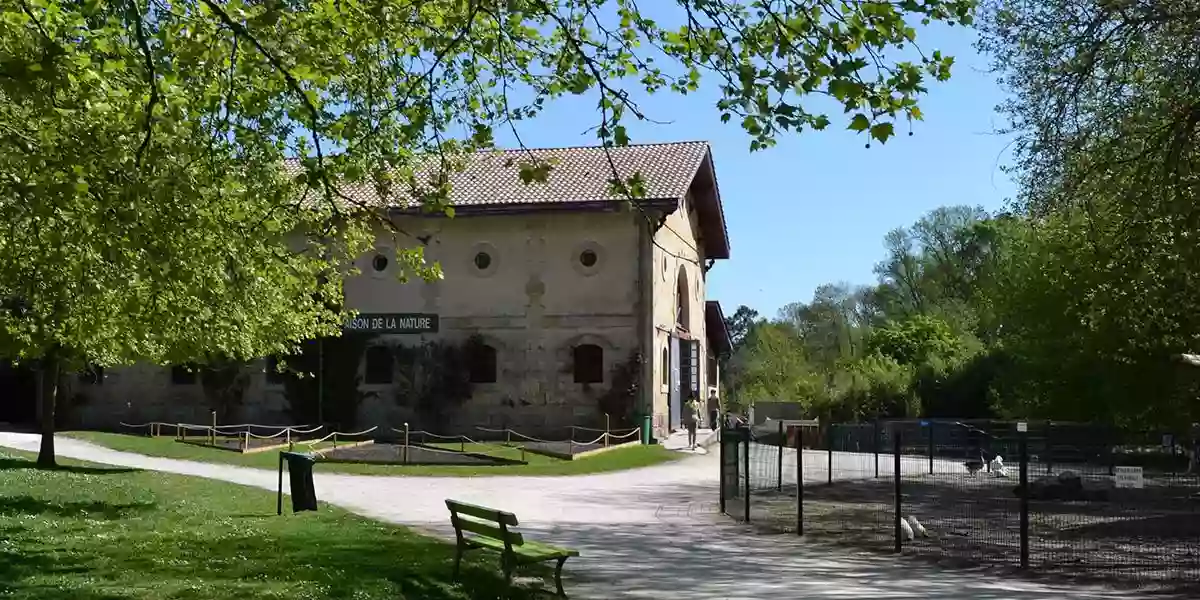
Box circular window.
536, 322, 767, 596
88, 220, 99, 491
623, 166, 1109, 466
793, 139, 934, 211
572, 241, 604, 276
371, 254, 389, 272
579, 249, 598, 268
473, 252, 492, 270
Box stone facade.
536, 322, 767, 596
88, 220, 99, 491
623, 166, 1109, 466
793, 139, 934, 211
48, 142, 732, 439
347, 210, 643, 434
649, 190, 708, 431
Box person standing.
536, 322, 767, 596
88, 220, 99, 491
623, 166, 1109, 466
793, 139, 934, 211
707, 389, 720, 431
1190, 423, 1200, 474
684, 394, 701, 449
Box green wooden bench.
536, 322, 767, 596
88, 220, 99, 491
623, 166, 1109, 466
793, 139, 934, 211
445, 499, 580, 597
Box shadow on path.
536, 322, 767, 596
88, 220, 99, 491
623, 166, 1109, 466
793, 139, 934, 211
522, 520, 1162, 600
0, 432, 1172, 600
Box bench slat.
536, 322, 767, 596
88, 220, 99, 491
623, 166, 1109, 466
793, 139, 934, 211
515, 539, 580, 559
446, 499, 518, 526
468, 535, 577, 560
455, 514, 525, 546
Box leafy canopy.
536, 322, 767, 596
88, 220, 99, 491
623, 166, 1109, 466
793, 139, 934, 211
0, 0, 975, 370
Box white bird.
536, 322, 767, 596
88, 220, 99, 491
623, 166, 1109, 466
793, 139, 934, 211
906, 515, 929, 538
899, 516, 915, 541
990, 455, 1009, 478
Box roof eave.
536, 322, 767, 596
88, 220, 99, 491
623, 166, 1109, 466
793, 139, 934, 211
705, 300, 733, 356
695, 149, 731, 261
385, 197, 678, 218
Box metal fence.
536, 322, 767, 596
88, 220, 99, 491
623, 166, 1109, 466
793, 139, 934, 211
718, 419, 1200, 592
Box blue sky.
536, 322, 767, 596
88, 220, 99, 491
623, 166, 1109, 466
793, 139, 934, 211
493, 22, 1015, 319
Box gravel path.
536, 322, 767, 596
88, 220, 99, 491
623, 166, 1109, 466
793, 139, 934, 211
0, 432, 1152, 600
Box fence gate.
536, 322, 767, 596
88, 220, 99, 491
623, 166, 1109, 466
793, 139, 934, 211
719, 427, 747, 518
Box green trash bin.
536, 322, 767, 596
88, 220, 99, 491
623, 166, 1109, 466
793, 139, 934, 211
277, 451, 318, 514
641, 415, 652, 445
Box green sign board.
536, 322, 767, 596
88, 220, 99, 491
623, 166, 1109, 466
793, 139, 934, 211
344, 313, 439, 334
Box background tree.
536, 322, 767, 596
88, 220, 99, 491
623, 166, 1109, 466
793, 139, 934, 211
718, 2, 1200, 430
723, 305, 762, 353
977, 0, 1200, 427
723, 321, 820, 413
723, 205, 1011, 421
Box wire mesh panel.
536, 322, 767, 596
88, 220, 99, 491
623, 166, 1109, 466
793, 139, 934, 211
1025, 425, 1200, 589
744, 421, 795, 531
717, 417, 1200, 592
896, 420, 1023, 569
796, 422, 893, 552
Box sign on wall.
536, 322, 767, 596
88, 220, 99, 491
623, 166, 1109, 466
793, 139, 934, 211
344, 313, 439, 334
1114, 466, 1144, 489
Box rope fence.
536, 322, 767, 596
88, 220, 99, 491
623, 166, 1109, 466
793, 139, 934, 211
473, 423, 642, 452
389, 426, 528, 462
120, 420, 329, 451
120, 415, 642, 456
295, 426, 378, 451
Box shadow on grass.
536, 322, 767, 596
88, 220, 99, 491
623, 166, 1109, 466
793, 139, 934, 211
1, 507, 545, 599
0, 453, 542, 600
0, 457, 139, 475
1, 517, 544, 600
0, 495, 156, 520
175, 526, 547, 600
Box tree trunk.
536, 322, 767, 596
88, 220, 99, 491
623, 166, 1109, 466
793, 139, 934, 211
36, 354, 59, 468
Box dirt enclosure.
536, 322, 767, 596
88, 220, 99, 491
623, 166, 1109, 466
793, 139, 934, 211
747, 471, 1200, 590
519, 440, 605, 459
317, 442, 523, 466
179, 436, 292, 453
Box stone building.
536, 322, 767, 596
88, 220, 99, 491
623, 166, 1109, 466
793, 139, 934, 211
4, 142, 732, 439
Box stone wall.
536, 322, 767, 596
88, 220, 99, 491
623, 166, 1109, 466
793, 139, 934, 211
649, 189, 710, 436
61, 361, 291, 430
62, 208, 646, 438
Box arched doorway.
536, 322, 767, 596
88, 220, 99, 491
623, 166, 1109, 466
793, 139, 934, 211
669, 266, 692, 431
675, 267, 690, 332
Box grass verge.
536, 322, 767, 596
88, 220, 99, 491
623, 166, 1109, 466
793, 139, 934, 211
64, 432, 679, 476
0, 449, 537, 599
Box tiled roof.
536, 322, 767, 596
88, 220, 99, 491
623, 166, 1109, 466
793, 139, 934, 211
285, 140, 730, 259
290, 141, 712, 208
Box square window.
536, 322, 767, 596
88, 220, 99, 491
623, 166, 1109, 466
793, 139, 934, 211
468, 344, 498, 384
573, 344, 603, 384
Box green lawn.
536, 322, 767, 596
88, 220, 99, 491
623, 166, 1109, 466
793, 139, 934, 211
64, 432, 679, 476
0, 449, 537, 599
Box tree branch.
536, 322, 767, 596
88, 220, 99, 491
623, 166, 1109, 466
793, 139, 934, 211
129, 0, 160, 169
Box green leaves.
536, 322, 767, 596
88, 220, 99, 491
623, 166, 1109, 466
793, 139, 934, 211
977, 0, 1200, 426
869, 122, 894, 143
0, 0, 975, 438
